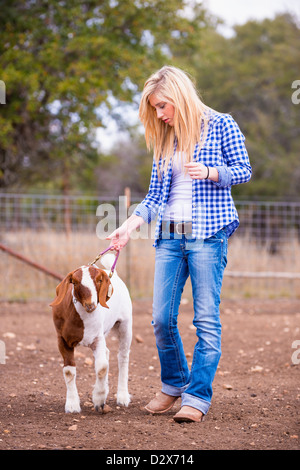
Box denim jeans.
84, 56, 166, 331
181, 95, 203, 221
152, 227, 228, 415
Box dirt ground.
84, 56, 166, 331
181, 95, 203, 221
0, 297, 299, 452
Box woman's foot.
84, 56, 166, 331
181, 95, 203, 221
145, 391, 179, 414
173, 405, 204, 423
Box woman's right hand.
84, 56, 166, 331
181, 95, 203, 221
106, 214, 145, 251
106, 225, 131, 251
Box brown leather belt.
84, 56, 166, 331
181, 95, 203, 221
162, 221, 193, 235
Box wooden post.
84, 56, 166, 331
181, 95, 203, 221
63, 164, 72, 239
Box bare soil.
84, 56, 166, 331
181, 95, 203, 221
0, 298, 299, 452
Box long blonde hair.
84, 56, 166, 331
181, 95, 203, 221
139, 65, 209, 177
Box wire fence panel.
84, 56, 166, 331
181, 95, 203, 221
0, 193, 299, 300
0, 193, 115, 232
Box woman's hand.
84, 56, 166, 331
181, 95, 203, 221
106, 214, 144, 251
106, 225, 131, 251
184, 162, 219, 182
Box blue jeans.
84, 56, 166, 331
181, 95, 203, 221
152, 228, 228, 415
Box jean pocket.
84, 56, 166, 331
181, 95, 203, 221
206, 228, 227, 242
204, 229, 228, 263
185, 238, 204, 251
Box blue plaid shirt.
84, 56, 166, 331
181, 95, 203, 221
133, 111, 252, 246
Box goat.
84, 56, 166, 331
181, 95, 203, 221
50, 254, 132, 413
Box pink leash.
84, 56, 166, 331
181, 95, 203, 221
89, 247, 120, 278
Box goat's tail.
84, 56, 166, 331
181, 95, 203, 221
100, 252, 118, 272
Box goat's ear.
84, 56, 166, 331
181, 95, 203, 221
96, 270, 113, 309
50, 272, 73, 307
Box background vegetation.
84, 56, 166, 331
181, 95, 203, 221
1, 0, 299, 200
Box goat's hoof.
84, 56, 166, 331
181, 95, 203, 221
93, 383, 108, 408
94, 404, 103, 412
93, 392, 108, 410
95, 403, 112, 414
65, 402, 81, 413
117, 392, 131, 407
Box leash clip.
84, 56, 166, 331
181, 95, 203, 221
89, 247, 119, 278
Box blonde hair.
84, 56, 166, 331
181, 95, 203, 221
139, 65, 209, 177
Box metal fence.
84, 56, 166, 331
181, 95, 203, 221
0, 192, 300, 300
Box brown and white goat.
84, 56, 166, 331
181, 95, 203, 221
50, 254, 132, 413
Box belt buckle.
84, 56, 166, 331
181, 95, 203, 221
175, 222, 190, 235
175, 222, 192, 235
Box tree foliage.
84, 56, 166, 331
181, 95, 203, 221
1, 3, 299, 200
0, 0, 209, 191
79, 13, 300, 200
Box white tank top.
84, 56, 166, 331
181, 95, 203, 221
163, 152, 192, 222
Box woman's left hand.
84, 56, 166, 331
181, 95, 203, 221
184, 163, 219, 182
184, 162, 209, 180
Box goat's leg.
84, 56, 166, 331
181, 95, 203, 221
63, 365, 81, 413
92, 337, 109, 411
116, 321, 132, 406
58, 336, 81, 413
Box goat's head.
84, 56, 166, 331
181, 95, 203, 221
50, 266, 113, 312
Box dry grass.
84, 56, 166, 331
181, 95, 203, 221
1, 230, 299, 301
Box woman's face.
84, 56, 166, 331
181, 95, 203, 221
149, 93, 175, 126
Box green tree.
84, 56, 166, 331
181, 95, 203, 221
0, 0, 210, 192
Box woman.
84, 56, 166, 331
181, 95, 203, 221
107, 65, 251, 423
